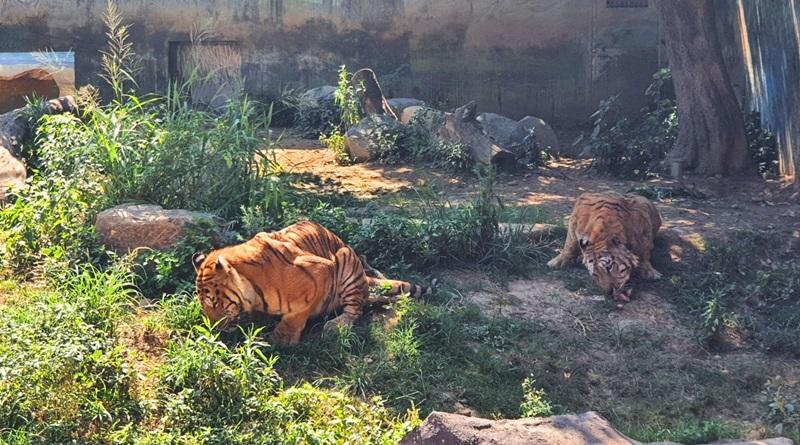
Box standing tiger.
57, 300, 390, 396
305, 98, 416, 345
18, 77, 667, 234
193, 221, 427, 345
547, 192, 662, 302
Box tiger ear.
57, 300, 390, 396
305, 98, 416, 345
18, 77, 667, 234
192, 253, 206, 272
579, 238, 590, 250
215, 255, 230, 273
611, 237, 621, 247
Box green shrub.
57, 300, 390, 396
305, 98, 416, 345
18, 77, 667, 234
86, 90, 271, 218
135, 219, 229, 297
745, 112, 779, 179
763, 378, 800, 440
361, 108, 476, 172
0, 114, 104, 275
318, 65, 362, 165
149, 323, 416, 444
2, 7, 277, 275
0, 266, 140, 443
582, 69, 781, 180
347, 170, 555, 275
578, 69, 677, 179
320, 129, 353, 165
520, 376, 553, 417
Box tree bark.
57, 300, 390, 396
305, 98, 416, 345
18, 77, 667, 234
657, 0, 751, 177
351, 68, 398, 119
436, 101, 516, 167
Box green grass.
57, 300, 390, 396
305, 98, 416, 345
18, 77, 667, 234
274, 292, 552, 418
620, 419, 741, 445
0, 269, 418, 444
670, 231, 800, 353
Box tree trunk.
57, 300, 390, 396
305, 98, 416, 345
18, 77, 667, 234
351, 68, 398, 119
436, 101, 516, 167
657, 0, 751, 177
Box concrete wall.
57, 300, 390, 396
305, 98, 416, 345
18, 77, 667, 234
0, 0, 660, 128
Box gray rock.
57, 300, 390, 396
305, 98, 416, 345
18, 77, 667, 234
476, 112, 560, 153
0, 146, 25, 201
300, 85, 336, 105
476, 112, 518, 147
344, 115, 402, 162
388, 98, 425, 115
514, 115, 560, 151
0, 96, 79, 200
400, 106, 448, 132
95, 204, 219, 253
399, 411, 637, 445
399, 411, 796, 445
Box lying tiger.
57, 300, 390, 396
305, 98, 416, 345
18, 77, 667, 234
547, 192, 662, 302
193, 221, 427, 346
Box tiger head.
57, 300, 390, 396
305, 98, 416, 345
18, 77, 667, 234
580, 237, 640, 302
193, 253, 258, 331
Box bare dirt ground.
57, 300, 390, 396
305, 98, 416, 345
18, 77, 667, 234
274, 137, 800, 433
276, 136, 798, 232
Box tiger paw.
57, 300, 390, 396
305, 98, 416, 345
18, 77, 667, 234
268, 329, 299, 347
547, 257, 563, 268
641, 267, 662, 280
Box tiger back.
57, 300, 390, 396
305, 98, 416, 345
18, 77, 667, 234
266, 221, 427, 298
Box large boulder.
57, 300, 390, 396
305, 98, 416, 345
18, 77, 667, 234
95, 204, 219, 253
0, 96, 78, 201
344, 115, 402, 162
400, 106, 448, 131
400, 411, 795, 445
477, 112, 560, 153
388, 98, 425, 115
400, 411, 636, 445
299, 85, 336, 106
514, 115, 560, 152
476, 112, 518, 147
0, 146, 25, 201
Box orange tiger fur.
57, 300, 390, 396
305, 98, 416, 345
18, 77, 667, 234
264, 221, 425, 298
194, 221, 426, 345
547, 192, 661, 301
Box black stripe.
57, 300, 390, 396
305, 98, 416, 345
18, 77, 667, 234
271, 247, 291, 265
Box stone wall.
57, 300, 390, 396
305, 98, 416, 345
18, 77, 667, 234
0, 0, 660, 127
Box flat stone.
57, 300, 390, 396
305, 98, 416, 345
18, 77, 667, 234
400, 411, 637, 445
400, 411, 795, 445
388, 98, 425, 115
95, 204, 218, 253
344, 115, 402, 162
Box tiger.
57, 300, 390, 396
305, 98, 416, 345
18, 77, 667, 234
193, 220, 427, 346
547, 192, 662, 302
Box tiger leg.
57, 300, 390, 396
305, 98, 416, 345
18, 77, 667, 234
323, 247, 368, 334
270, 308, 314, 346
637, 242, 662, 280
548, 219, 580, 267
365, 277, 428, 304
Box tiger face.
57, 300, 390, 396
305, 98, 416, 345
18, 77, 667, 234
581, 243, 639, 302
193, 253, 260, 331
